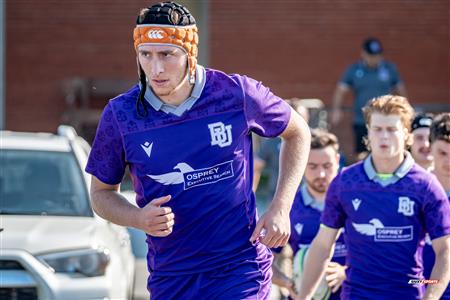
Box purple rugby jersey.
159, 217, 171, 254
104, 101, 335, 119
275, 183, 347, 300
275, 184, 347, 263
86, 68, 291, 276
321, 156, 450, 300
422, 191, 450, 300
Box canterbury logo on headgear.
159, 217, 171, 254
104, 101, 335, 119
147, 29, 165, 39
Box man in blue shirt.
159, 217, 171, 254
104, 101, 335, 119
330, 38, 407, 155
298, 95, 450, 300
85, 2, 311, 299
272, 129, 346, 300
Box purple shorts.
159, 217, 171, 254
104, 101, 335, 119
148, 255, 273, 300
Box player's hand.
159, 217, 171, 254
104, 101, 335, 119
330, 108, 342, 125
249, 207, 290, 248
137, 195, 174, 237
280, 277, 298, 299
325, 262, 347, 293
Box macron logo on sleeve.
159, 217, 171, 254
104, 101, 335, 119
141, 142, 153, 158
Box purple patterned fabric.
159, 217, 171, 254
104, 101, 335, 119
86, 68, 291, 278
321, 161, 450, 299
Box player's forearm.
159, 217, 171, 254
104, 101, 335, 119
297, 243, 334, 300
271, 114, 310, 211
90, 189, 141, 228
331, 86, 346, 110
272, 262, 294, 288
423, 248, 450, 300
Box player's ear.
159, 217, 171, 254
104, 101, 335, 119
404, 128, 413, 148
335, 152, 341, 165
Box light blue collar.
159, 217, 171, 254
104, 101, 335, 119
144, 65, 206, 116
363, 152, 414, 186
301, 184, 325, 211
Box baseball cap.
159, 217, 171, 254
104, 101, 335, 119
362, 38, 383, 55
412, 113, 433, 132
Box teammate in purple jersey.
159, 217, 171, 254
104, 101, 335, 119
85, 2, 310, 299
422, 113, 450, 299
297, 95, 450, 300
271, 129, 347, 300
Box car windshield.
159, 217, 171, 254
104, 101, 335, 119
0, 149, 92, 217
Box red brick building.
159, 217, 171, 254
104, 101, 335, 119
4, 0, 449, 158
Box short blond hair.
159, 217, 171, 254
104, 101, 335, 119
363, 95, 415, 131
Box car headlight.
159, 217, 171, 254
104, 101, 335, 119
37, 248, 110, 277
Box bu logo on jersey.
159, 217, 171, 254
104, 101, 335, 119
398, 197, 415, 216
208, 122, 232, 148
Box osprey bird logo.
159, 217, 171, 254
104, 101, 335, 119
146, 161, 235, 190
148, 163, 194, 185
352, 218, 384, 236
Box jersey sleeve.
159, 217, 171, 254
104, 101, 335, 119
339, 64, 355, 87
85, 102, 126, 185
240, 76, 291, 138
422, 176, 450, 240
321, 173, 347, 229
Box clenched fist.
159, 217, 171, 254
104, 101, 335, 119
137, 195, 175, 237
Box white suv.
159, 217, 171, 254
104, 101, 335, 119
0, 126, 135, 300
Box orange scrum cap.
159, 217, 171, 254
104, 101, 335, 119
133, 24, 199, 84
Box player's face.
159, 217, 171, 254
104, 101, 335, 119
361, 51, 382, 68
138, 45, 188, 99
431, 140, 450, 177
411, 127, 433, 167
304, 146, 340, 194
368, 113, 409, 160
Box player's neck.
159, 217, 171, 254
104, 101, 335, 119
371, 152, 404, 174
433, 171, 450, 191
159, 75, 194, 106
306, 185, 325, 202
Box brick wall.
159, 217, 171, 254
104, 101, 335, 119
6, 0, 159, 132
6, 0, 449, 159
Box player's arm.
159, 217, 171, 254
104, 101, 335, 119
90, 176, 174, 237
330, 83, 351, 125
423, 234, 450, 300
271, 253, 297, 298
251, 107, 311, 248
296, 225, 340, 300
252, 156, 266, 192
